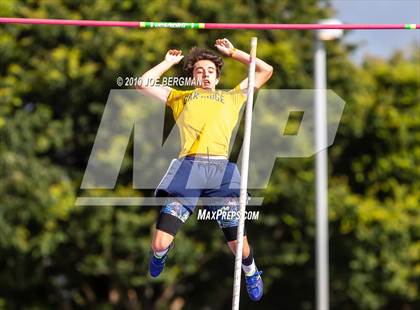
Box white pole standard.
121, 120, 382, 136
232, 37, 258, 310
314, 37, 330, 310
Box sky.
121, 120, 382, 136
330, 0, 419, 63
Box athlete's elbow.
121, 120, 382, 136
260, 66, 273, 83
265, 65, 274, 78
255, 67, 273, 89
258, 65, 273, 79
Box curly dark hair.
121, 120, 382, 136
183, 47, 224, 78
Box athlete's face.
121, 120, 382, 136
193, 60, 219, 90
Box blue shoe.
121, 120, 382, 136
149, 243, 174, 278
245, 270, 263, 301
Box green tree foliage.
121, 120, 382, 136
327, 51, 420, 309
0, 0, 418, 309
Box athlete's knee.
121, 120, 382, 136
151, 230, 173, 252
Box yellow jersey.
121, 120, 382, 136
167, 85, 247, 158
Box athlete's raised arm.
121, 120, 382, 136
214, 38, 273, 90
136, 49, 184, 104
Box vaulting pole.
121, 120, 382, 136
232, 37, 257, 310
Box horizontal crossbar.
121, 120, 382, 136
0, 18, 418, 30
